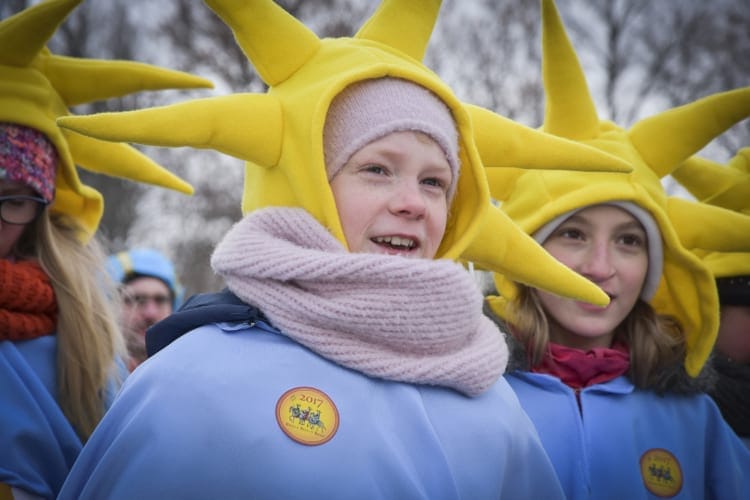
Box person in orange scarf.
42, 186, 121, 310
0, 0, 210, 498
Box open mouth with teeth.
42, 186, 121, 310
372, 235, 418, 251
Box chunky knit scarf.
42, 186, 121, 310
211, 207, 508, 396
0, 259, 58, 340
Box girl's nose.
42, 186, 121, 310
389, 180, 426, 219
578, 241, 615, 282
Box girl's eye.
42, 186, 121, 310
620, 233, 645, 247
362, 164, 387, 175
557, 228, 584, 240
422, 177, 446, 189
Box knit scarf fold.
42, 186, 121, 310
533, 342, 630, 390
211, 207, 508, 396
0, 259, 58, 340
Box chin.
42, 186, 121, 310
570, 328, 617, 344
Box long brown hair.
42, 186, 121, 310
508, 284, 685, 389
15, 211, 124, 440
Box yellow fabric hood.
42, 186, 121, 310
672, 150, 750, 278
59, 0, 646, 306
481, 0, 750, 376
0, 0, 212, 239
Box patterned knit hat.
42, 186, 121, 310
0, 123, 58, 203
0, 0, 211, 240
324, 78, 459, 199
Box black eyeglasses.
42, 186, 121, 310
0, 195, 48, 225
121, 291, 172, 309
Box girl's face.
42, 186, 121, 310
0, 180, 37, 259
329, 131, 451, 260
537, 204, 650, 349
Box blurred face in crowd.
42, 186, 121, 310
537, 204, 650, 350
329, 131, 452, 260
120, 276, 173, 370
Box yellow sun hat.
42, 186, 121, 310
480, 0, 750, 377
672, 150, 750, 278
58, 0, 643, 307
0, 0, 213, 240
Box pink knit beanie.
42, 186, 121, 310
0, 123, 58, 203
323, 78, 459, 199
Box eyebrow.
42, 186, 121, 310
365, 146, 452, 172
616, 221, 646, 233
564, 215, 646, 233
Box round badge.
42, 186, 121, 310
639, 448, 683, 497
275, 386, 339, 446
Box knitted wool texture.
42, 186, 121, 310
211, 207, 508, 397
323, 78, 460, 200
0, 123, 58, 203
0, 259, 58, 340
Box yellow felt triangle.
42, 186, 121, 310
467, 103, 630, 177
356, 0, 439, 60
205, 0, 320, 87
541, 0, 599, 140
630, 87, 750, 178
65, 131, 193, 194
671, 150, 750, 279
728, 147, 750, 177
672, 150, 750, 212
59, 94, 282, 167
0, 0, 81, 66
483, 168, 524, 206
668, 197, 750, 253
461, 206, 610, 306
1, 0, 213, 238
41, 54, 212, 106
700, 251, 750, 279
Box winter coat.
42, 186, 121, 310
1, 338, 80, 499
506, 368, 750, 499
1, 337, 125, 499
59, 291, 565, 500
